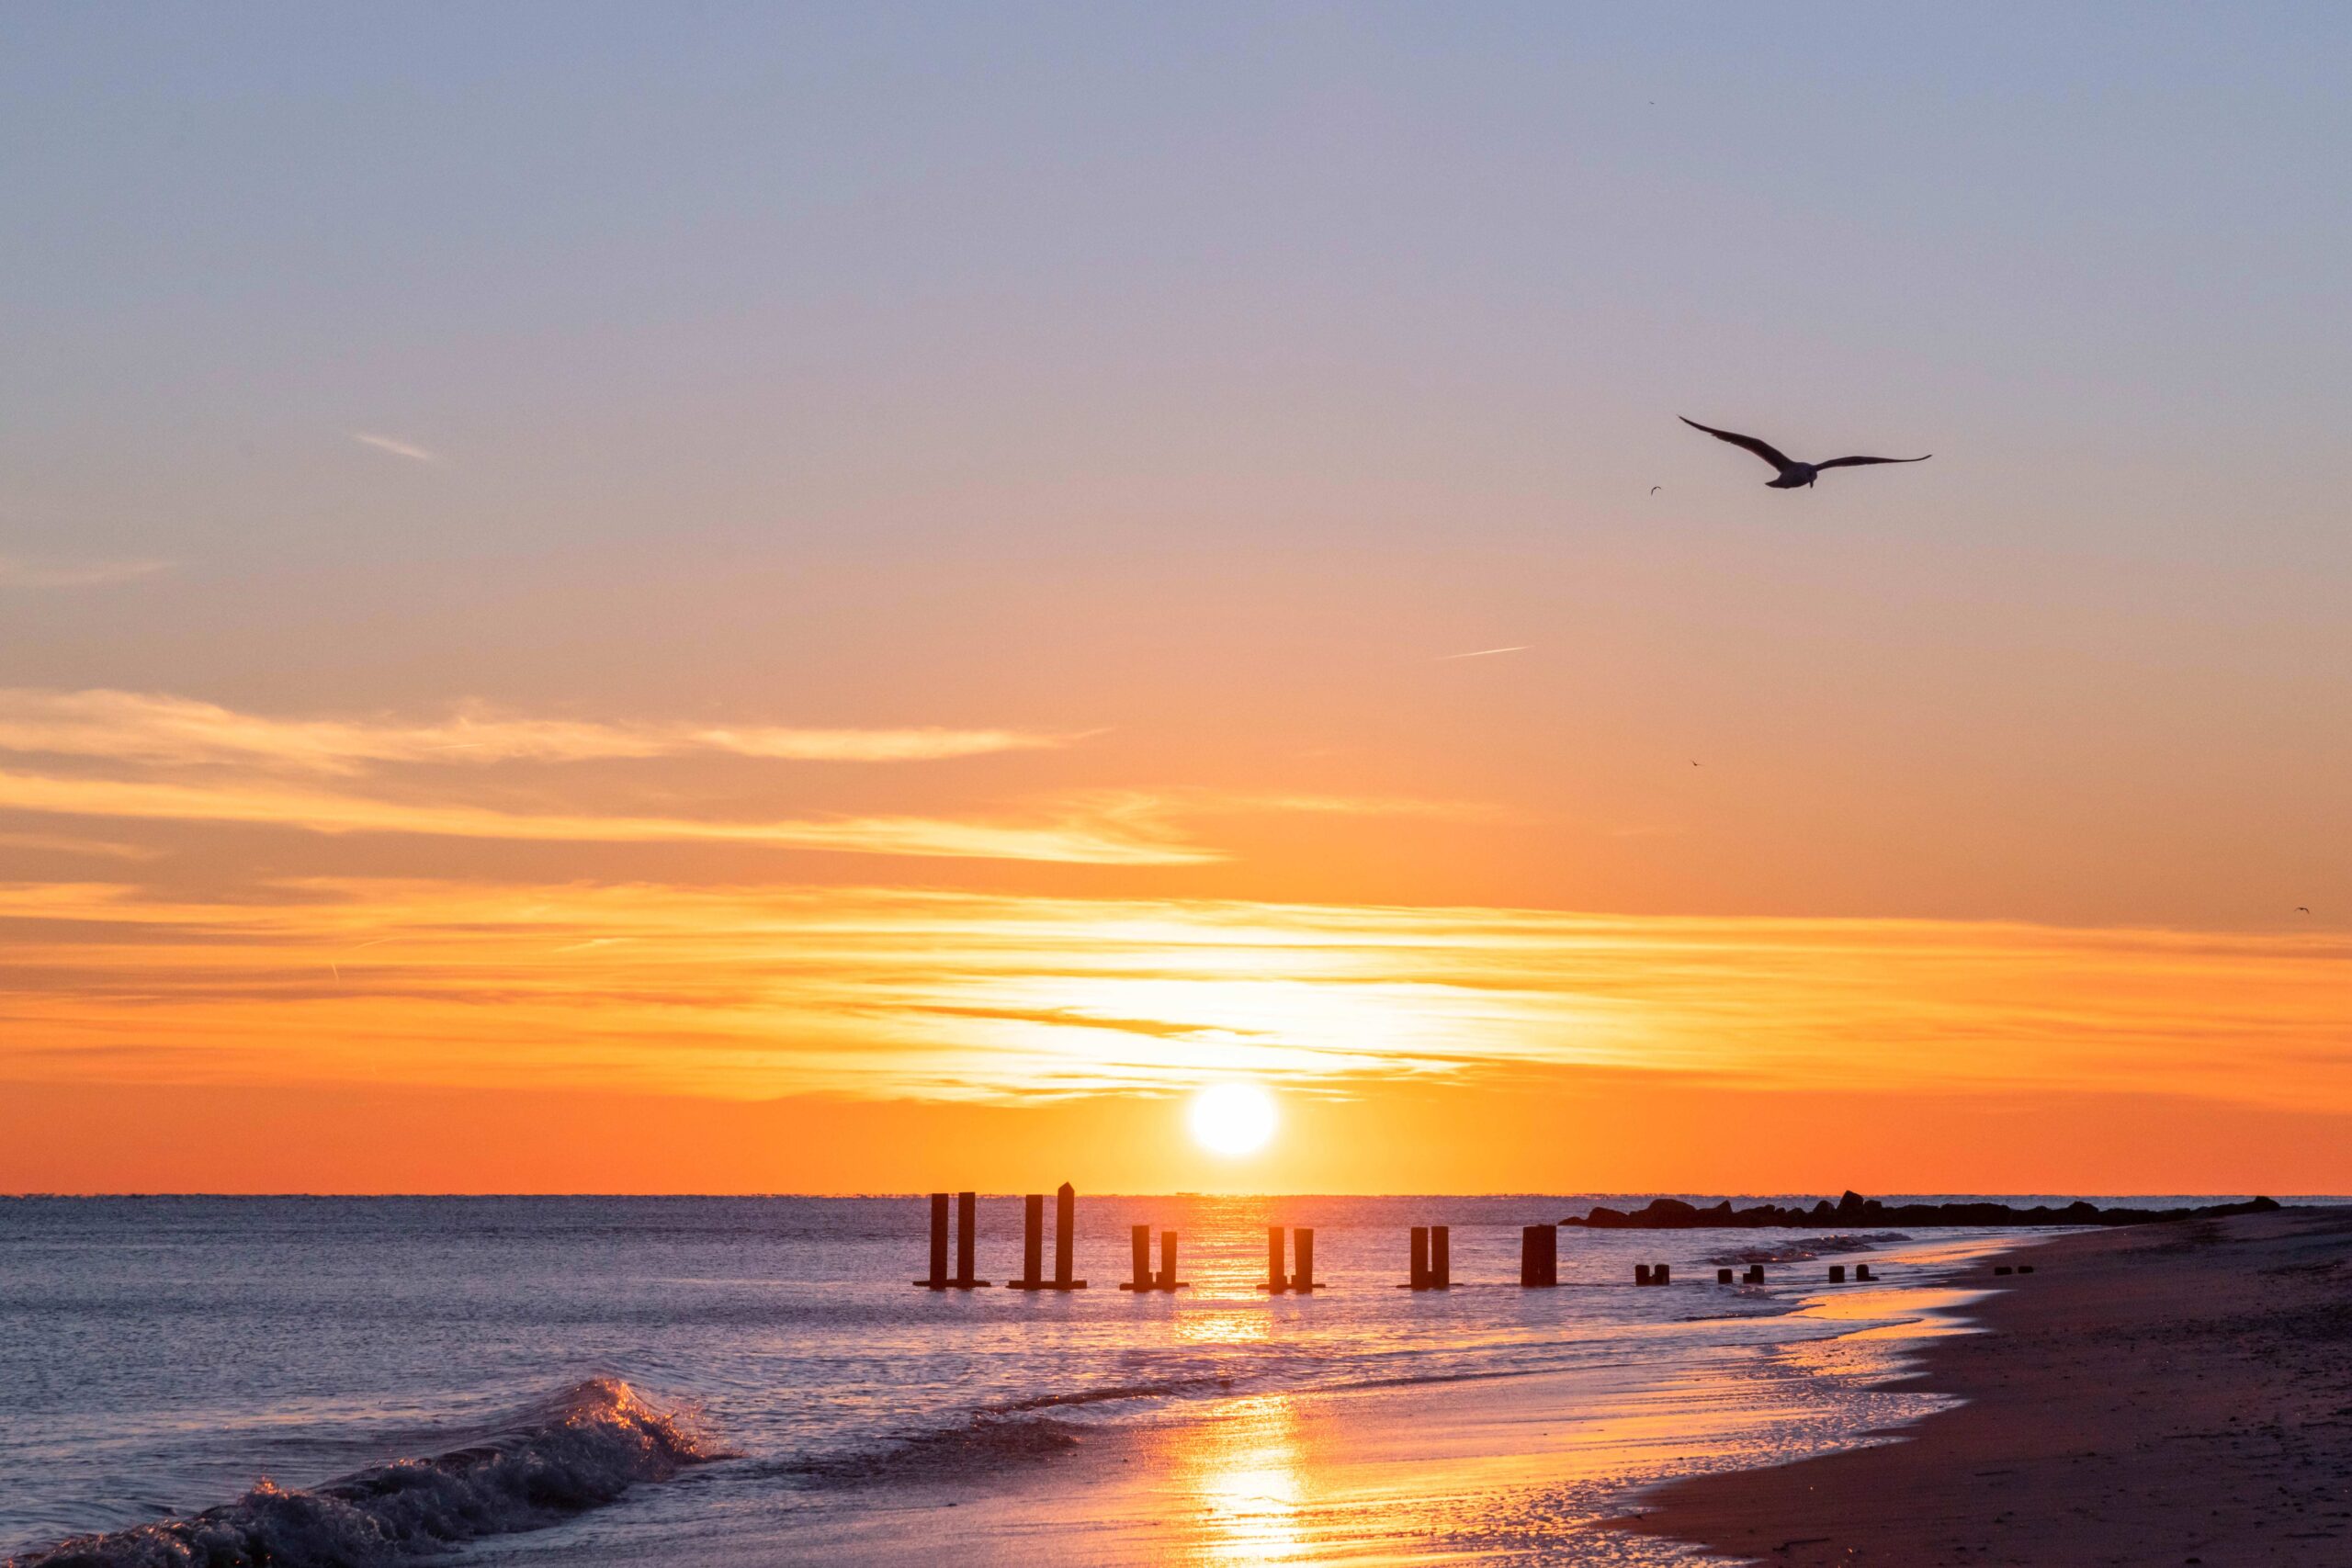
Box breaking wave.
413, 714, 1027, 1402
6, 1378, 713, 1568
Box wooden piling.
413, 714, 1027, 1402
956, 1191, 981, 1287
1052, 1182, 1084, 1288
1292, 1227, 1317, 1291
1994, 1264, 2014, 1276
1655, 1263, 1670, 1285
1743, 1264, 1765, 1283
1158, 1229, 1186, 1289
1855, 1264, 1874, 1281
1828, 1264, 1846, 1283
2018, 1264, 2035, 1274
1014, 1193, 1044, 1287
1634, 1263, 1653, 1286
1717, 1268, 1735, 1284
1123, 1224, 1152, 1290
1262, 1225, 1289, 1292
914, 1191, 949, 1288
1431, 1224, 1451, 1289
1408, 1225, 1430, 1289
1520, 1224, 1557, 1287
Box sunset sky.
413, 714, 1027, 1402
6, 5, 2351, 1192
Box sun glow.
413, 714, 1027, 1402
1190, 1082, 1277, 1156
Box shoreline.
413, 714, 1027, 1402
1621, 1206, 2352, 1565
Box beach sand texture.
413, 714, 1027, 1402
1628, 1208, 2352, 1566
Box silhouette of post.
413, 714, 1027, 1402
1431, 1224, 1450, 1289
1018, 1193, 1044, 1286
1408, 1225, 1430, 1289
1520, 1224, 1556, 1287
1293, 1227, 1317, 1291
1855, 1264, 1874, 1281
1159, 1229, 1182, 1289
1263, 1226, 1288, 1292
1634, 1264, 1653, 1286
1126, 1224, 1152, 1290
917, 1191, 948, 1288
1054, 1183, 1082, 1288
1717, 1268, 1735, 1284
1743, 1264, 1765, 1284
1655, 1263, 1670, 1285
1828, 1264, 1846, 1283
956, 1191, 978, 1287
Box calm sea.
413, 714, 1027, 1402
0, 1194, 2261, 1566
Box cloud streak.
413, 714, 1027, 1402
5, 882, 2351, 1113
351, 432, 441, 464
0, 690, 1079, 771
0, 769, 1215, 863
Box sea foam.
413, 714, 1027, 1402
6, 1378, 711, 1568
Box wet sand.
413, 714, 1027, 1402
1625, 1208, 2352, 1566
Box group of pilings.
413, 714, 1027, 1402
917, 1198, 1893, 1291
913, 1183, 1089, 1290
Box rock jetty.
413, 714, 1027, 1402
1563, 1190, 2281, 1229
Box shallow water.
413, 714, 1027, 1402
0, 1195, 2210, 1564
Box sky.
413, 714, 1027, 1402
5, 4, 2351, 1193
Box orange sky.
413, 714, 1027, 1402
7, 10, 2352, 1194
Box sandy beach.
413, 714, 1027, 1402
1627, 1208, 2352, 1565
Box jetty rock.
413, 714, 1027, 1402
1561, 1191, 2281, 1229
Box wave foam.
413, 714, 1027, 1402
6, 1378, 712, 1568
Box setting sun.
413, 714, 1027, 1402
1190, 1083, 1277, 1157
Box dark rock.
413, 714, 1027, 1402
1561, 1192, 2282, 1230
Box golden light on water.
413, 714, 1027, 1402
1191, 1082, 1277, 1156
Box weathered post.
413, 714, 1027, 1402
1293, 1227, 1317, 1292
1263, 1226, 1289, 1292
915, 1191, 949, 1288
1520, 1224, 1557, 1287
1123, 1224, 1152, 1291
1431, 1224, 1451, 1289
1634, 1263, 1653, 1286
1408, 1225, 1430, 1289
1015, 1193, 1045, 1287
1717, 1267, 1735, 1284
1655, 1263, 1670, 1285
1855, 1263, 1874, 1281
1053, 1182, 1083, 1289
1828, 1264, 1846, 1283
1159, 1229, 1184, 1290
1743, 1264, 1765, 1284
956, 1191, 979, 1287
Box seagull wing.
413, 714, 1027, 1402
1679, 417, 1792, 470
1815, 453, 1932, 469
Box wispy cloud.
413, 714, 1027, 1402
351, 432, 440, 464
0, 690, 1079, 771
4, 882, 2351, 1112
0, 829, 160, 861
1436, 645, 1529, 661
0, 557, 170, 589
0, 768, 1216, 864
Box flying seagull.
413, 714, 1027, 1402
1679, 417, 1930, 490
2297, 906, 2312, 915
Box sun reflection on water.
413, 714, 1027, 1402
1179, 1393, 1309, 1564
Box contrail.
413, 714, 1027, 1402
1437, 646, 1530, 661
352, 432, 440, 464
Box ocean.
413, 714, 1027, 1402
0, 1195, 2240, 1566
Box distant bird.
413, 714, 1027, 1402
1679, 417, 1930, 490
2297, 906, 2312, 915
1650, 485, 1662, 494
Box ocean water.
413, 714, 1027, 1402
0, 1195, 2242, 1566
